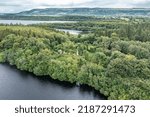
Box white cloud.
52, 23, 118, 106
0, 0, 150, 13
32, 0, 90, 5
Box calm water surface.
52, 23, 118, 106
0, 20, 104, 99
0, 20, 76, 25
0, 64, 106, 100
57, 29, 82, 35
0, 20, 81, 34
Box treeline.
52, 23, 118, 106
32, 19, 128, 31
35, 18, 150, 42
0, 21, 150, 99
0, 15, 102, 21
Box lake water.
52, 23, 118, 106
0, 64, 106, 100
0, 20, 76, 25
0, 20, 103, 100
57, 29, 82, 35
0, 20, 81, 35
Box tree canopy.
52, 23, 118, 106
0, 18, 150, 100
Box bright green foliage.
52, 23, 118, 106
0, 52, 5, 63
0, 19, 150, 100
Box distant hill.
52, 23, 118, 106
15, 8, 150, 16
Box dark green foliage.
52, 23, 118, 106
0, 15, 101, 21
0, 18, 150, 100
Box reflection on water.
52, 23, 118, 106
57, 29, 82, 35
0, 64, 107, 100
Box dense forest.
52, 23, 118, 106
0, 15, 101, 21
0, 18, 150, 99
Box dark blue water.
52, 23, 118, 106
0, 64, 106, 100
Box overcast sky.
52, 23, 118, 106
0, 0, 150, 13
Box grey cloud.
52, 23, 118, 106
0, 0, 150, 13
132, 1, 150, 8
78, 0, 116, 7
0, 3, 22, 6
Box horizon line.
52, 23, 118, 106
1, 7, 150, 14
